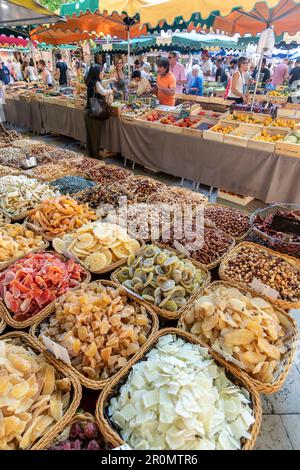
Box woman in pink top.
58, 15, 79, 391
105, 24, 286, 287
272, 60, 289, 87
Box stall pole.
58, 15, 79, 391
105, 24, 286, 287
127, 28, 131, 80
250, 52, 264, 112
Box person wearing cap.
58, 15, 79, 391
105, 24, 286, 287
168, 51, 186, 94
201, 50, 212, 78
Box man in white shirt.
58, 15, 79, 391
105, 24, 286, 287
201, 50, 212, 78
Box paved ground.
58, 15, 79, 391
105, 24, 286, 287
9, 129, 300, 449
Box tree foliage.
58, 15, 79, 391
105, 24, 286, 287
39, 0, 71, 12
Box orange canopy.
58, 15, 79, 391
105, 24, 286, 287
31, 11, 147, 45
213, 0, 300, 36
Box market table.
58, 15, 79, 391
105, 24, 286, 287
3, 100, 86, 144
4, 100, 44, 134
87, 117, 300, 204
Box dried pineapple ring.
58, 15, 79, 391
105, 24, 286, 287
84, 252, 107, 271
52, 238, 66, 254
76, 233, 95, 249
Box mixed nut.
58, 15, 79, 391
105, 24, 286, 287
221, 244, 300, 302
205, 205, 250, 239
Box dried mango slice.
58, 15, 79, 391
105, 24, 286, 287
257, 337, 281, 360
224, 329, 254, 346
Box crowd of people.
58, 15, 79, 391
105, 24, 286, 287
0, 52, 72, 88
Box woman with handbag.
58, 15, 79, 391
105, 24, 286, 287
85, 64, 113, 157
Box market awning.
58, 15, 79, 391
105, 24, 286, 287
0, 0, 63, 26
213, 0, 300, 36
31, 0, 148, 45
0, 34, 37, 48
97, 0, 294, 28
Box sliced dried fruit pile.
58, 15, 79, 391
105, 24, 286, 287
53, 222, 140, 272
115, 244, 207, 313
0, 224, 45, 263
181, 284, 292, 383
109, 334, 255, 450
28, 195, 97, 238
0, 252, 87, 321
48, 420, 105, 450
0, 175, 59, 218
39, 282, 152, 381
0, 338, 72, 450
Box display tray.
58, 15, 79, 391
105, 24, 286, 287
248, 128, 290, 152
276, 138, 300, 158
203, 121, 239, 143
222, 111, 273, 127
217, 189, 254, 206
224, 124, 262, 148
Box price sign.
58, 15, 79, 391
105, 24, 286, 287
270, 214, 300, 235
41, 335, 71, 365
179, 108, 190, 119
113, 444, 132, 450
250, 278, 279, 300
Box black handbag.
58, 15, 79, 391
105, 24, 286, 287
89, 87, 109, 120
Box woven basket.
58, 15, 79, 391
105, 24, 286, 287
0, 316, 6, 334
0, 331, 82, 450
0, 251, 91, 329
30, 280, 159, 390
0, 210, 11, 226
96, 328, 262, 451
112, 176, 167, 204
111, 244, 211, 321
43, 412, 110, 450
219, 241, 300, 310
204, 203, 251, 242
0, 207, 29, 222
178, 281, 298, 394
158, 230, 235, 271
0, 241, 50, 271
52, 236, 145, 276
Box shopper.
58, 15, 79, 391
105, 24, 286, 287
11, 59, 23, 81
38, 60, 53, 87
272, 59, 289, 87
55, 52, 69, 86
186, 58, 202, 94
27, 58, 37, 82
252, 58, 270, 84
201, 50, 212, 78
22, 61, 29, 81
84, 64, 113, 157
289, 58, 300, 85
168, 51, 186, 94
111, 55, 127, 93
129, 70, 151, 96
0, 61, 11, 85
227, 57, 249, 104
156, 57, 176, 106
215, 59, 223, 82
188, 65, 203, 96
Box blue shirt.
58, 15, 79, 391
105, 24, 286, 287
189, 75, 203, 96
0, 65, 10, 85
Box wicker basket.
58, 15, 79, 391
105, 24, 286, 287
178, 281, 298, 394
204, 203, 251, 242
0, 207, 29, 222
112, 176, 167, 204
43, 412, 110, 450
52, 235, 145, 276
0, 251, 91, 329
0, 241, 50, 271
30, 280, 159, 390
0, 210, 11, 226
250, 204, 300, 259
159, 230, 235, 271
111, 244, 211, 320
0, 316, 6, 334
96, 328, 262, 451
0, 331, 82, 450
219, 241, 300, 310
